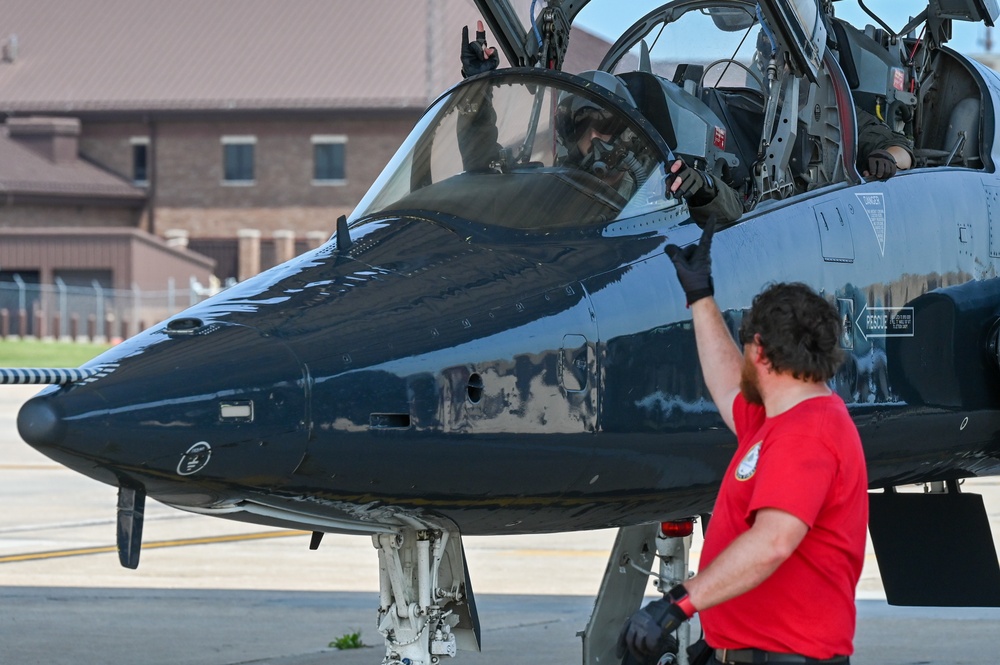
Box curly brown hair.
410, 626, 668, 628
738, 282, 844, 382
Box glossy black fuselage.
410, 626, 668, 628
17, 61, 1000, 537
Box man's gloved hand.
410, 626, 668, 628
665, 217, 716, 306
666, 159, 716, 206
616, 586, 695, 662
461, 20, 499, 78
865, 149, 897, 181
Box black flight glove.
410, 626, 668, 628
666, 159, 717, 206
865, 148, 897, 181
461, 21, 499, 78
616, 585, 695, 663
665, 217, 716, 306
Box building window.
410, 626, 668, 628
222, 136, 256, 184
312, 135, 346, 184
130, 137, 149, 186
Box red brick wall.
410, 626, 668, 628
80, 113, 419, 238
79, 121, 152, 182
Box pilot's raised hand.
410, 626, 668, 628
864, 149, 897, 181
665, 216, 716, 306
666, 158, 717, 206
461, 20, 499, 78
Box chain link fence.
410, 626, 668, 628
0, 277, 225, 342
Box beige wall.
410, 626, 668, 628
155, 206, 347, 237
0, 229, 214, 292
0, 204, 142, 229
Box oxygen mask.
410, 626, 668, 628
583, 138, 616, 178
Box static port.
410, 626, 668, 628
165, 317, 204, 334
467, 373, 484, 404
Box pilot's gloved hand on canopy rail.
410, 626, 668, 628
665, 217, 716, 307
856, 107, 913, 181
666, 159, 743, 225
863, 144, 913, 181
666, 159, 717, 206
865, 149, 898, 180
461, 20, 499, 78
616, 585, 695, 663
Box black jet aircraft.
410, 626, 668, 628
6, 0, 1000, 663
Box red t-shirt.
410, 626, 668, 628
698, 393, 868, 658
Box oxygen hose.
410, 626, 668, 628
620, 152, 647, 191
591, 152, 646, 194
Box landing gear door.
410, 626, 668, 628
756, 0, 827, 83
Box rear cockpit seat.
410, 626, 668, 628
619, 70, 742, 190
910, 49, 986, 168
829, 18, 912, 124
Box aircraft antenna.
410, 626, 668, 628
639, 40, 651, 73
336, 214, 352, 252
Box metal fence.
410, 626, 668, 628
0, 277, 225, 341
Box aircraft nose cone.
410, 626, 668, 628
18, 396, 65, 448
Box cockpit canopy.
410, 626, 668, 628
351, 0, 1000, 234
352, 70, 680, 230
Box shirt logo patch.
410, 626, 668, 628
736, 442, 761, 481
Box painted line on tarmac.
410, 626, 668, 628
496, 548, 644, 558
0, 463, 65, 470
0, 529, 309, 564
495, 547, 704, 557
0, 511, 194, 535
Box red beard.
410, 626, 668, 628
740, 354, 763, 406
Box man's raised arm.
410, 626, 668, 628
665, 219, 741, 432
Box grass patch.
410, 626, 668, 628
329, 630, 366, 650
0, 338, 113, 367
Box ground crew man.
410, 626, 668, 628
620, 220, 868, 665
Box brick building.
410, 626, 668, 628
0, 0, 612, 286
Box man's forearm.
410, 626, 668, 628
685, 508, 808, 611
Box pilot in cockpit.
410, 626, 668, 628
818, 16, 915, 181
855, 107, 914, 180
461, 23, 742, 225
554, 73, 649, 200
753, 9, 914, 182
554, 76, 743, 224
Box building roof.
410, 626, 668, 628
0, 124, 145, 202
0, 0, 614, 115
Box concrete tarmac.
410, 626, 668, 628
1, 384, 999, 664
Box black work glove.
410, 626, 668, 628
865, 148, 897, 181
461, 21, 499, 78
616, 590, 691, 663
665, 217, 716, 306
666, 159, 716, 206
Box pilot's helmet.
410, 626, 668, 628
555, 70, 636, 154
